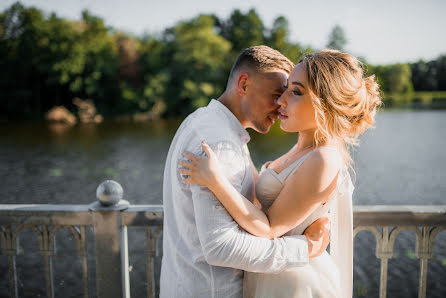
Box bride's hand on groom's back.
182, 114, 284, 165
178, 141, 225, 188
304, 217, 330, 259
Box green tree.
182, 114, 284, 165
369, 63, 413, 94
76, 10, 119, 110
326, 24, 347, 51
139, 36, 169, 115
219, 9, 265, 54
385, 64, 413, 94
411, 55, 446, 91
36, 9, 120, 116
265, 16, 310, 63
0, 3, 84, 117
0, 4, 120, 118
436, 55, 446, 91
410, 60, 437, 91
0, 2, 48, 118
163, 15, 231, 116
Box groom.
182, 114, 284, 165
160, 45, 330, 298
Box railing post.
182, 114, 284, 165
376, 226, 392, 298
89, 180, 130, 298
417, 227, 433, 298
146, 226, 163, 298
1, 226, 18, 298
40, 225, 55, 298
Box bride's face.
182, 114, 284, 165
277, 63, 317, 133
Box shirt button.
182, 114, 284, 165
215, 205, 220, 210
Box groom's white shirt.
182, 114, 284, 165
160, 99, 309, 298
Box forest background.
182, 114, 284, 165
1, 2, 445, 121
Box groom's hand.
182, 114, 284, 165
304, 217, 330, 259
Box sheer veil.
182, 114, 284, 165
330, 165, 355, 298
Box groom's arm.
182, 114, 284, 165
185, 140, 310, 274
245, 144, 259, 183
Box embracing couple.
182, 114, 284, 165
160, 46, 381, 298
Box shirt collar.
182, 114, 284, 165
208, 99, 251, 144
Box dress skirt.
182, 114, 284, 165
243, 251, 341, 298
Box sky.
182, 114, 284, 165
2, 0, 446, 65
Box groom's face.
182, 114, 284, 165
242, 70, 288, 134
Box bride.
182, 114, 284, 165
179, 49, 382, 298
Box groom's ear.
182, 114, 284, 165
236, 73, 250, 96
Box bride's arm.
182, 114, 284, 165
180, 142, 270, 236
180, 142, 339, 239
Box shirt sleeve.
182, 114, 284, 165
184, 139, 309, 274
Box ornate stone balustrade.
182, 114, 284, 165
353, 205, 446, 298
0, 181, 445, 298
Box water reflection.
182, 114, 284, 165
0, 110, 445, 297
1, 111, 445, 206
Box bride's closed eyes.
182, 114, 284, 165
292, 88, 303, 96
283, 84, 303, 96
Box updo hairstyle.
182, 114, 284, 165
299, 49, 383, 165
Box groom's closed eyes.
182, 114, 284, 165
272, 86, 286, 99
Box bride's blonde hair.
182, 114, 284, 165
299, 49, 382, 167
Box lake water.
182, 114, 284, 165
0, 110, 445, 297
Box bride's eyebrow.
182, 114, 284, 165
291, 81, 306, 89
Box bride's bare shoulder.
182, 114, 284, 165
305, 147, 341, 173
286, 147, 342, 195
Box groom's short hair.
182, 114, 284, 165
228, 46, 294, 84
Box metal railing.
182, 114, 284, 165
0, 181, 445, 298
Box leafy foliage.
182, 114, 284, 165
368, 63, 413, 94
0, 3, 444, 120
411, 55, 446, 91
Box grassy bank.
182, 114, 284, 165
383, 91, 446, 109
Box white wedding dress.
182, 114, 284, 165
243, 147, 354, 298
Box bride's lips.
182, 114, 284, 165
278, 109, 288, 120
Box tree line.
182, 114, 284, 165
1, 2, 445, 120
